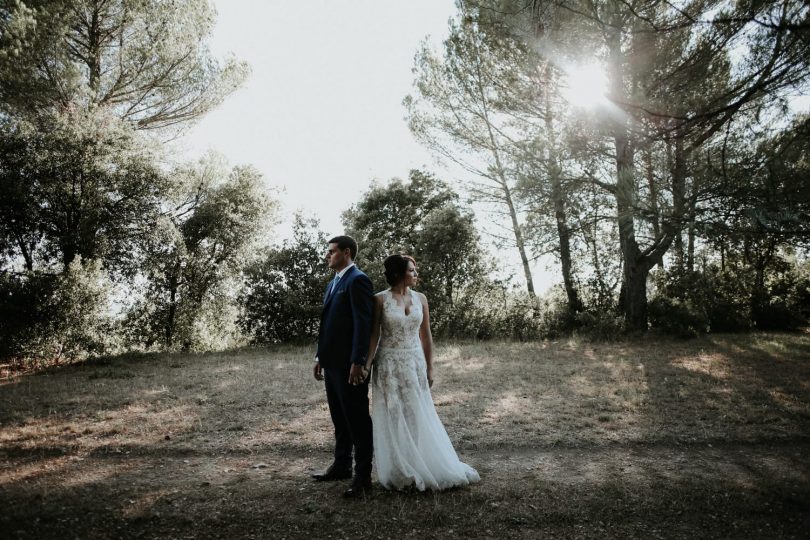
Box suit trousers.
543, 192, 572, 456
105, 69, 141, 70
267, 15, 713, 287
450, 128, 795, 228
323, 366, 373, 479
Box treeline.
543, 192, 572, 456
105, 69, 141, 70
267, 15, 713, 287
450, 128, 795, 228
0, 0, 274, 363
2, 1, 809, 366
239, 171, 542, 344
402, 1, 810, 336
241, 0, 810, 339
241, 1, 810, 343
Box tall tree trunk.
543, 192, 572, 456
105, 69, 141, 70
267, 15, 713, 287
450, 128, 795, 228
608, 23, 683, 330
686, 174, 699, 273
165, 261, 181, 348
62, 240, 77, 271
445, 272, 454, 307
503, 180, 537, 299
644, 147, 663, 270
686, 211, 696, 272
553, 175, 581, 312
603, 20, 654, 331
585, 205, 609, 307
614, 129, 649, 331
471, 48, 537, 300
13, 230, 34, 271
544, 65, 581, 312
87, 3, 102, 97
750, 239, 775, 323
671, 137, 687, 271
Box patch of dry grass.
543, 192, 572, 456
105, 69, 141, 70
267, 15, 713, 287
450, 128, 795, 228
436, 333, 810, 450
1, 333, 809, 539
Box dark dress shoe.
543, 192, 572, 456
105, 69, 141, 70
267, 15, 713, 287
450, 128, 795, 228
342, 476, 372, 498
311, 464, 352, 482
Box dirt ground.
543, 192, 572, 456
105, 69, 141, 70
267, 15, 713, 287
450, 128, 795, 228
1, 332, 809, 539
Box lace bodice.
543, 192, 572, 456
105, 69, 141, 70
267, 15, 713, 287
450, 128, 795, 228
379, 289, 422, 350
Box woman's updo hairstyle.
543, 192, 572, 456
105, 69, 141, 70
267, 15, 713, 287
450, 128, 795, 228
383, 253, 416, 287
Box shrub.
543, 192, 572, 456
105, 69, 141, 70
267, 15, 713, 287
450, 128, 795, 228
237, 216, 330, 344
705, 298, 751, 332
0, 271, 59, 362
435, 290, 544, 341
752, 296, 805, 331
652, 266, 752, 333
648, 296, 709, 338
536, 288, 580, 338
574, 310, 625, 341
0, 258, 115, 366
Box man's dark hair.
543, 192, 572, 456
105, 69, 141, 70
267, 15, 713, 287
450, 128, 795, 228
328, 235, 358, 260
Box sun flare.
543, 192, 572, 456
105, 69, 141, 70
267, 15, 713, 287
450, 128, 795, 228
561, 63, 609, 108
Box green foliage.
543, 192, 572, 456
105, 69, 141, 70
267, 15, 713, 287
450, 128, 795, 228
463, 0, 810, 331
653, 268, 748, 333
0, 0, 249, 130
344, 170, 493, 337
125, 155, 276, 351
650, 259, 809, 336
0, 272, 59, 362
237, 214, 330, 344
0, 110, 167, 273
0, 257, 115, 365
414, 205, 488, 335
343, 169, 459, 290
573, 311, 626, 342
752, 297, 805, 332
750, 258, 809, 331
648, 296, 710, 338
0, 0, 262, 360
453, 288, 545, 341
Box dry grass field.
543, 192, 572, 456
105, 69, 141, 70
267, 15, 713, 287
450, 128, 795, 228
1, 332, 809, 539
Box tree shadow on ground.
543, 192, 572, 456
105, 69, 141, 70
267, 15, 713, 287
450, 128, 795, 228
1, 335, 809, 538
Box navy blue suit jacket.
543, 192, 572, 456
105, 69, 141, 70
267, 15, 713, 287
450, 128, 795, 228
316, 265, 374, 369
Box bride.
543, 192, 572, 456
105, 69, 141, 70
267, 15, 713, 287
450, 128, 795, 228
361, 254, 479, 491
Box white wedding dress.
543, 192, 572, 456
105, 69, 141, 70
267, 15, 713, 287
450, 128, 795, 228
372, 289, 480, 491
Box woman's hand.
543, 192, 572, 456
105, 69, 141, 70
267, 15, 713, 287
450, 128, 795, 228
427, 368, 434, 388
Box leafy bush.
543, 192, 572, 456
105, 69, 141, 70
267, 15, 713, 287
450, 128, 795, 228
652, 267, 750, 333
652, 260, 808, 333
344, 171, 491, 337
495, 294, 546, 341
0, 271, 59, 362
0, 258, 115, 366
574, 310, 625, 341
648, 296, 709, 338
431, 288, 543, 341
751, 260, 809, 330
751, 297, 805, 331
238, 216, 330, 344
534, 288, 580, 338
705, 297, 751, 333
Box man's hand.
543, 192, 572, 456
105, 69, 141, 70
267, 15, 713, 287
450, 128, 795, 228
313, 361, 324, 381
349, 364, 366, 386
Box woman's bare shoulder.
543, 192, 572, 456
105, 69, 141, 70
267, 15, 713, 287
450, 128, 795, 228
373, 290, 388, 302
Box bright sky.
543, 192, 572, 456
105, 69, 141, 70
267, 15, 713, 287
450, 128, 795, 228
176, 0, 558, 293
178, 0, 455, 235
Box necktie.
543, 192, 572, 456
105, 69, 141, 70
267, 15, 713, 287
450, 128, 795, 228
329, 274, 340, 297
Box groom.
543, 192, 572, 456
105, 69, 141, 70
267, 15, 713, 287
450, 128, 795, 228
312, 235, 374, 498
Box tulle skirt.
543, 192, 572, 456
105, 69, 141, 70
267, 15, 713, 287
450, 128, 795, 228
372, 345, 480, 491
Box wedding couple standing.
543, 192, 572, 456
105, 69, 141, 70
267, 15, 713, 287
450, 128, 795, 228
312, 235, 479, 498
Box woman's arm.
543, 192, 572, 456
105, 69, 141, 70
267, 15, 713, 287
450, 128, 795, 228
364, 294, 384, 374
417, 292, 434, 387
